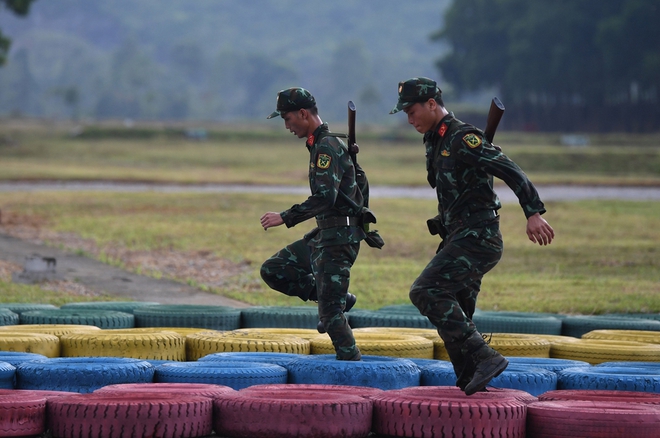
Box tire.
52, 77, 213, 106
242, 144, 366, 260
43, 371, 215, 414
526, 400, 660, 437
486, 333, 552, 357
371, 386, 527, 437
239, 306, 319, 329
538, 389, 660, 404
310, 332, 434, 359
0, 323, 101, 337
16, 357, 155, 393
560, 315, 660, 338
347, 309, 434, 329
239, 383, 384, 399
506, 356, 592, 372
0, 362, 14, 389
60, 329, 186, 361
214, 391, 372, 438
19, 309, 134, 329
186, 331, 310, 361
154, 361, 287, 390
94, 382, 236, 398
582, 329, 660, 344
285, 354, 421, 390
48, 393, 213, 438
557, 366, 660, 392
595, 361, 660, 370
420, 362, 557, 396
0, 303, 57, 315
231, 327, 321, 340
0, 393, 46, 437
550, 338, 660, 364
381, 385, 538, 404
60, 301, 160, 314
0, 352, 47, 367
0, 332, 60, 358
0, 309, 18, 326
473, 311, 563, 335
198, 352, 307, 367
133, 304, 241, 330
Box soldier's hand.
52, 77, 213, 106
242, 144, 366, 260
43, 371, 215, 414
526, 213, 554, 246
260, 212, 284, 230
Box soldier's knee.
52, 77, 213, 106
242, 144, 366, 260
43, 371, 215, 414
260, 263, 275, 286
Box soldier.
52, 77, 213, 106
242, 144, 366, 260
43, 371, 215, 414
260, 87, 364, 361
390, 77, 555, 394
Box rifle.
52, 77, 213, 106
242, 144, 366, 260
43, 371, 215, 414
347, 100, 359, 155
484, 97, 505, 145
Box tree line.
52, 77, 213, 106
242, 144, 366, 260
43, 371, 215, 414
436, 0, 659, 132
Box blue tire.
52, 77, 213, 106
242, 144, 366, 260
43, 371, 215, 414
198, 352, 306, 367
558, 366, 660, 393
155, 361, 287, 390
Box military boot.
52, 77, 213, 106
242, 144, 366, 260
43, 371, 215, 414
317, 292, 356, 334
460, 331, 508, 396
443, 341, 475, 391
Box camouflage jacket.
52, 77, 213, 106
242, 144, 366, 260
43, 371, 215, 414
425, 113, 546, 228
281, 123, 366, 247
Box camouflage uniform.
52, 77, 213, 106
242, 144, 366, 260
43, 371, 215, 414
390, 77, 546, 350
262, 89, 365, 360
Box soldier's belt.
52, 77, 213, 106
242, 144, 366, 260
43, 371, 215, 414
447, 210, 498, 233
316, 216, 360, 229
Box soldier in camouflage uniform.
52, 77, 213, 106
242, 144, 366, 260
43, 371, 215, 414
390, 77, 555, 394
260, 87, 365, 361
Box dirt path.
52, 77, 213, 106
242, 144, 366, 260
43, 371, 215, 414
0, 232, 250, 308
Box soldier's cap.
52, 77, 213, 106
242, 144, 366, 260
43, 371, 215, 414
267, 87, 316, 119
389, 77, 441, 114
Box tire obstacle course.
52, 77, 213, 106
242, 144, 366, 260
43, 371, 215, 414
0, 302, 658, 437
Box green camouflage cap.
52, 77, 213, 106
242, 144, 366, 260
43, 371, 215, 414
267, 87, 316, 119
389, 77, 441, 114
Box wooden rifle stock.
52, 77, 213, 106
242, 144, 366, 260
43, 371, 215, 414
347, 100, 359, 154
484, 97, 505, 144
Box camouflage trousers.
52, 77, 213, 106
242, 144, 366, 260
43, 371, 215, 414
409, 218, 503, 345
261, 238, 361, 360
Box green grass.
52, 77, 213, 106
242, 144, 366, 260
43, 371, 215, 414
1, 191, 658, 314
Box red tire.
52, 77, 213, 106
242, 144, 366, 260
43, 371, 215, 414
214, 391, 372, 438
527, 400, 660, 437
371, 386, 527, 437
538, 389, 660, 404
0, 394, 47, 437
389, 385, 538, 404
47, 393, 213, 438
94, 382, 236, 399
239, 383, 384, 399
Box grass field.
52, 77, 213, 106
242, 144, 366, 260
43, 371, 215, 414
0, 121, 659, 314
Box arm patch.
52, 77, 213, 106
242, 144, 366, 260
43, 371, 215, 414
462, 133, 482, 149
317, 153, 332, 169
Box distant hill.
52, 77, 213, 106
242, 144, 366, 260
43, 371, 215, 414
0, 0, 451, 123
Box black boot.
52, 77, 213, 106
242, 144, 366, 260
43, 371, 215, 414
443, 341, 475, 391
460, 331, 508, 396
317, 292, 356, 334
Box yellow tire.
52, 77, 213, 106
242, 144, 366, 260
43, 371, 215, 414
186, 331, 310, 361
231, 328, 321, 340
485, 333, 551, 357
551, 339, 660, 365
0, 324, 100, 338
60, 329, 186, 361
351, 327, 446, 359
0, 332, 60, 357
533, 334, 581, 346
310, 332, 434, 359
582, 329, 660, 344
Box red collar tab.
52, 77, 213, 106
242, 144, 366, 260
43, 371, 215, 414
438, 123, 447, 137
306, 134, 315, 147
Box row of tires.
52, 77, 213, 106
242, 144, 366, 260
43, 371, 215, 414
1, 302, 660, 338
0, 350, 659, 396
2, 382, 660, 437
1, 322, 660, 367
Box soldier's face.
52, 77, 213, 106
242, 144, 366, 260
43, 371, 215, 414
282, 110, 309, 138
404, 101, 436, 133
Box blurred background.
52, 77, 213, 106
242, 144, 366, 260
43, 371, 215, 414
0, 0, 657, 132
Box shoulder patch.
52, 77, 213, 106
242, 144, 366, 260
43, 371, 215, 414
462, 133, 482, 149
317, 153, 332, 169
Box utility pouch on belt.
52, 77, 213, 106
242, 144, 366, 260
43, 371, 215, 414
303, 227, 320, 242
361, 207, 384, 249
426, 215, 447, 240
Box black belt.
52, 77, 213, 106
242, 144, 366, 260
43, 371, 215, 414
446, 210, 498, 233
316, 216, 360, 229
